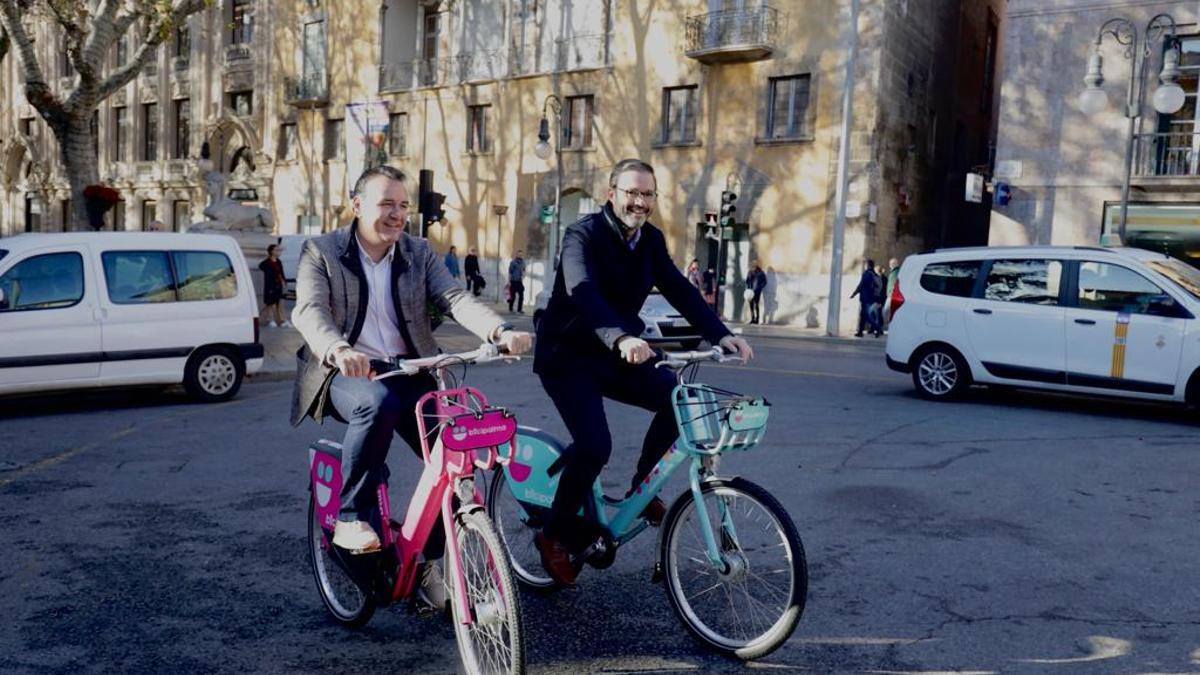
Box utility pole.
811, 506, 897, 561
826, 0, 860, 337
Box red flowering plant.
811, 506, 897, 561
83, 184, 122, 230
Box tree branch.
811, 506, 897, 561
98, 0, 209, 101
0, 0, 60, 118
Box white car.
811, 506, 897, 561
885, 245, 1200, 405
532, 289, 703, 349
0, 232, 263, 401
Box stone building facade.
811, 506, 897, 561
991, 0, 1200, 265
0, 0, 1003, 332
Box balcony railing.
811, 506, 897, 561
508, 42, 545, 76
284, 73, 329, 108
459, 49, 503, 83
379, 58, 456, 91
1134, 131, 1200, 178
225, 44, 252, 66
556, 34, 609, 71
684, 5, 783, 63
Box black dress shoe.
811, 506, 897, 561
535, 531, 577, 586
640, 496, 668, 527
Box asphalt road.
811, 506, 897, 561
1, 329, 1198, 674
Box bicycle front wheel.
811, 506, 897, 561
448, 508, 526, 675
660, 477, 806, 660
487, 470, 557, 590
307, 493, 376, 628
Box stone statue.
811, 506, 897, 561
190, 168, 274, 232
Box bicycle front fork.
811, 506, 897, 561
687, 454, 741, 571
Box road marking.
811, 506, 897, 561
1020, 635, 1131, 664
0, 388, 288, 489
713, 363, 897, 383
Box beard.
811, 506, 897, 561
620, 204, 650, 229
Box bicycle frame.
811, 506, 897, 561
311, 376, 516, 627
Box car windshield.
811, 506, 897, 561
1147, 257, 1200, 301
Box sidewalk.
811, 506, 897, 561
251, 301, 884, 383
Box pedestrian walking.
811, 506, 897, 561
685, 258, 703, 292
850, 258, 882, 337
464, 247, 484, 296
507, 250, 526, 313
884, 256, 901, 324
871, 263, 887, 333
444, 245, 461, 280
258, 243, 290, 327
702, 264, 717, 309
746, 261, 767, 324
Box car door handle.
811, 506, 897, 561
972, 308, 992, 315
1073, 318, 1096, 325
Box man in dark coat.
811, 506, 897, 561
531, 158, 754, 586
746, 261, 767, 324
464, 247, 482, 296
850, 258, 882, 337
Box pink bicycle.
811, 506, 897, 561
306, 344, 525, 675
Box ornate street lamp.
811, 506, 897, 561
533, 94, 563, 269
1078, 14, 1185, 243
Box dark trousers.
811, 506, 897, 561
508, 280, 525, 312
749, 291, 762, 323
328, 370, 443, 557
856, 301, 881, 336
538, 357, 679, 539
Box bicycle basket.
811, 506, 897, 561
672, 383, 770, 454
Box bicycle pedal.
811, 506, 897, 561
650, 561, 664, 584
345, 546, 383, 556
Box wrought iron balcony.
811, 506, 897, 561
1133, 131, 1200, 185
459, 49, 503, 83
508, 42, 544, 76
284, 73, 329, 108
379, 58, 455, 90
379, 61, 416, 92
225, 44, 252, 66
556, 34, 609, 71
684, 5, 783, 64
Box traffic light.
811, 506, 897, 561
703, 213, 720, 241
719, 190, 737, 229
417, 169, 446, 236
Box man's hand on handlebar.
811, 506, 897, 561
617, 336, 655, 365
498, 329, 533, 355
333, 346, 373, 378
719, 335, 755, 361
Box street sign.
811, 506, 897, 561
540, 205, 555, 224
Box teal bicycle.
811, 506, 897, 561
487, 347, 806, 660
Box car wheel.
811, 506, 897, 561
184, 347, 244, 402
911, 344, 969, 400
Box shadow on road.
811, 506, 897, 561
892, 385, 1198, 428
0, 386, 196, 419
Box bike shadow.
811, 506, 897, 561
0, 385, 191, 419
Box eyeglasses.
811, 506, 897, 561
614, 187, 658, 201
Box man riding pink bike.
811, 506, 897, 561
291, 165, 531, 605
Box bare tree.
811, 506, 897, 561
0, 0, 211, 229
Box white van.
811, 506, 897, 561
0, 232, 264, 401
886, 245, 1200, 405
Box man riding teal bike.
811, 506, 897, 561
532, 158, 753, 586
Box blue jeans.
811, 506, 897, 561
327, 370, 437, 522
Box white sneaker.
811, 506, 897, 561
417, 560, 448, 610
267, 321, 279, 328
332, 520, 381, 553
280, 321, 292, 328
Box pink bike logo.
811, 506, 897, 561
441, 409, 517, 452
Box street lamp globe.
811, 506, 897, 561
1153, 82, 1186, 114
1078, 86, 1109, 115
534, 139, 553, 160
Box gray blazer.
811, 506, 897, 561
290, 222, 506, 426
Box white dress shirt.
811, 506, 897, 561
324, 236, 409, 365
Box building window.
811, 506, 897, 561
24, 195, 40, 233
230, 91, 253, 117
90, 111, 99, 160
389, 113, 407, 156
564, 95, 593, 149
62, 200, 72, 230
60, 39, 74, 78
173, 99, 190, 159
467, 104, 492, 153
173, 200, 191, 231
766, 75, 811, 140
142, 103, 158, 161
324, 118, 344, 160
280, 123, 298, 161
662, 85, 698, 144
113, 107, 127, 161
231, 0, 253, 45
175, 23, 191, 59
141, 200, 157, 230
115, 34, 129, 68
420, 12, 442, 86
19, 117, 33, 136
301, 18, 327, 87
112, 200, 126, 230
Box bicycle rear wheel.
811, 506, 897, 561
487, 470, 557, 590
660, 477, 806, 659
448, 508, 526, 675
307, 493, 376, 628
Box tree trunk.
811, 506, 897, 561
56, 112, 101, 231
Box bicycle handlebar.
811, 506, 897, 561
371, 342, 516, 380
655, 345, 744, 370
